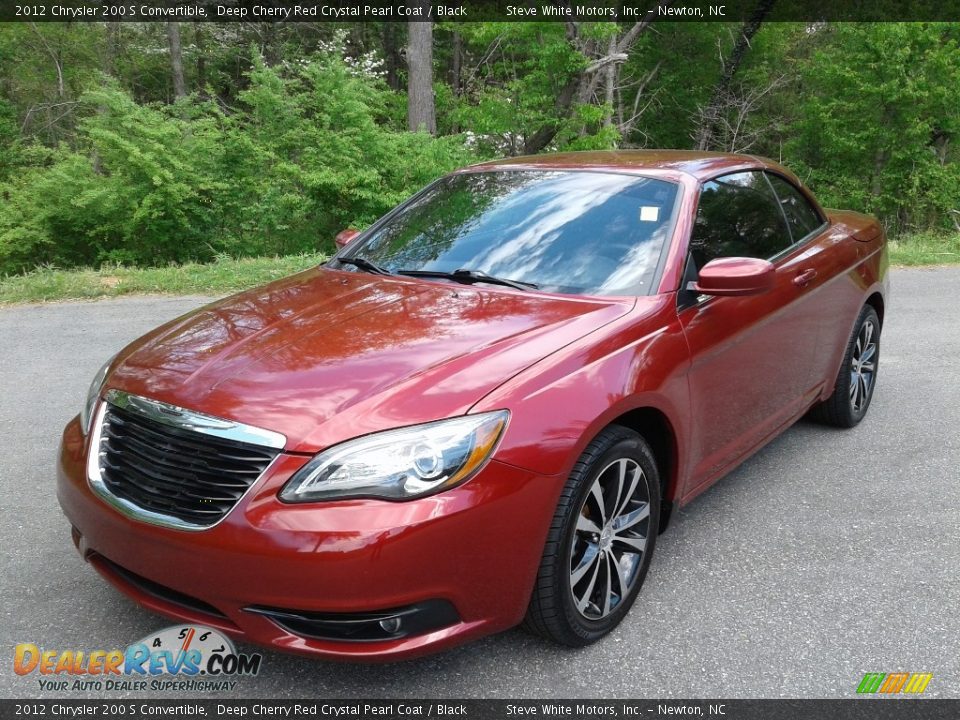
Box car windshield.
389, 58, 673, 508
335, 170, 680, 296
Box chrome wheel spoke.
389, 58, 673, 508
861, 343, 876, 363
612, 502, 649, 533
614, 462, 642, 519
601, 554, 613, 616
575, 553, 602, 613
613, 459, 628, 507
607, 552, 629, 610
576, 514, 602, 535
589, 479, 607, 526
571, 543, 601, 586
613, 533, 647, 554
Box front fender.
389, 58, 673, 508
471, 296, 692, 498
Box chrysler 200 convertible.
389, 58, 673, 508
57, 151, 888, 660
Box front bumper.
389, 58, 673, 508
57, 416, 561, 661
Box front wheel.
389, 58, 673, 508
810, 304, 880, 428
523, 425, 660, 647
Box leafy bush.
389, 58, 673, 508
787, 23, 960, 233
0, 47, 476, 275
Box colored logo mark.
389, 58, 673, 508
857, 672, 933, 694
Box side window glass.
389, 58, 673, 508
766, 173, 824, 241
689, 171, 792, 269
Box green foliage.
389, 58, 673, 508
888, 231, 960, 265
627, 22, 959, 236
787, 23, 960, 233
623, 22, 727, 149
236, 51, 474, 251
0, 20, 958, 277
0, 97, 22, 180
0, 48, 475, 275
447, 23, 613, 154
0, 252, 327, 305
0, 83, 229, 272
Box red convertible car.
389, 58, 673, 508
57, 151, 887, 660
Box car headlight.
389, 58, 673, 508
279, 411, 509, 503
80, 355, 115, 435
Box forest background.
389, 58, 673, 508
0, 16, 957, 300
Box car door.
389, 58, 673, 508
678, 170, 825, 496
763, 172, 856, 391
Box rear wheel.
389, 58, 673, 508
810, 304, 880, 428
524, 425, 660, 647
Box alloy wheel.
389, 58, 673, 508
569, 458, 651, 620
850, 318, 877, 413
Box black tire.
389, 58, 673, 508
809, 304, 880, 428
523, 425, 660, 647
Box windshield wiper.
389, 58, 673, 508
397, 268, 536, 292
336, 256, 392, 276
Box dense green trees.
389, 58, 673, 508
788, 23, 960, 233
0, 34, 472, 272
0, 20, 957, 275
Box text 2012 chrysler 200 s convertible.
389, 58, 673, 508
57, 151, 888, 661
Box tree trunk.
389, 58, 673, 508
195, 24, 206, 95
694, 0, 776, 150
451, 31, 463, 96
260, 23, 280, 66
406, 12, 436, 134
383, 23, 402, 91
105, 23, 120, 77
449, 31, 463, 133
523, 9, 669, 155
603, 35, 617, 127
28, 22, 64, 99
167, 22, 187, 100
523, 77, 580, 154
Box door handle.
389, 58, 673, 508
793, 268, 817, 287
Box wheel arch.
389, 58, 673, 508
608, 407, 680, 533
865, 291, 885, 328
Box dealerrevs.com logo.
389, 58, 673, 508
14, 625, 262, 692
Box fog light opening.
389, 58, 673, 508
245, 599, 460, 642
379, 617, 402, 635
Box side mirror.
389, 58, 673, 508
334, 228, 360, 250
693, 257, 775, 297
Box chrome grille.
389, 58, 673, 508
89, 391, 284, 530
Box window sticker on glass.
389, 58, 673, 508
640, 206, 660, 222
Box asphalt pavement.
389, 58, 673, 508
1, 267, 958, 699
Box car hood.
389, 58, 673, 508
106, 267, 633, 453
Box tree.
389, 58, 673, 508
0, 17, 957, 275
694, 0, 777, 150
167, 22, 187, 100
27, 22, 64, 99
522, 8, 672, 154
407, 7, 436, 134
788, 23, 960, 231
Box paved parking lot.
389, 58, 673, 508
1, 267, 958, 699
